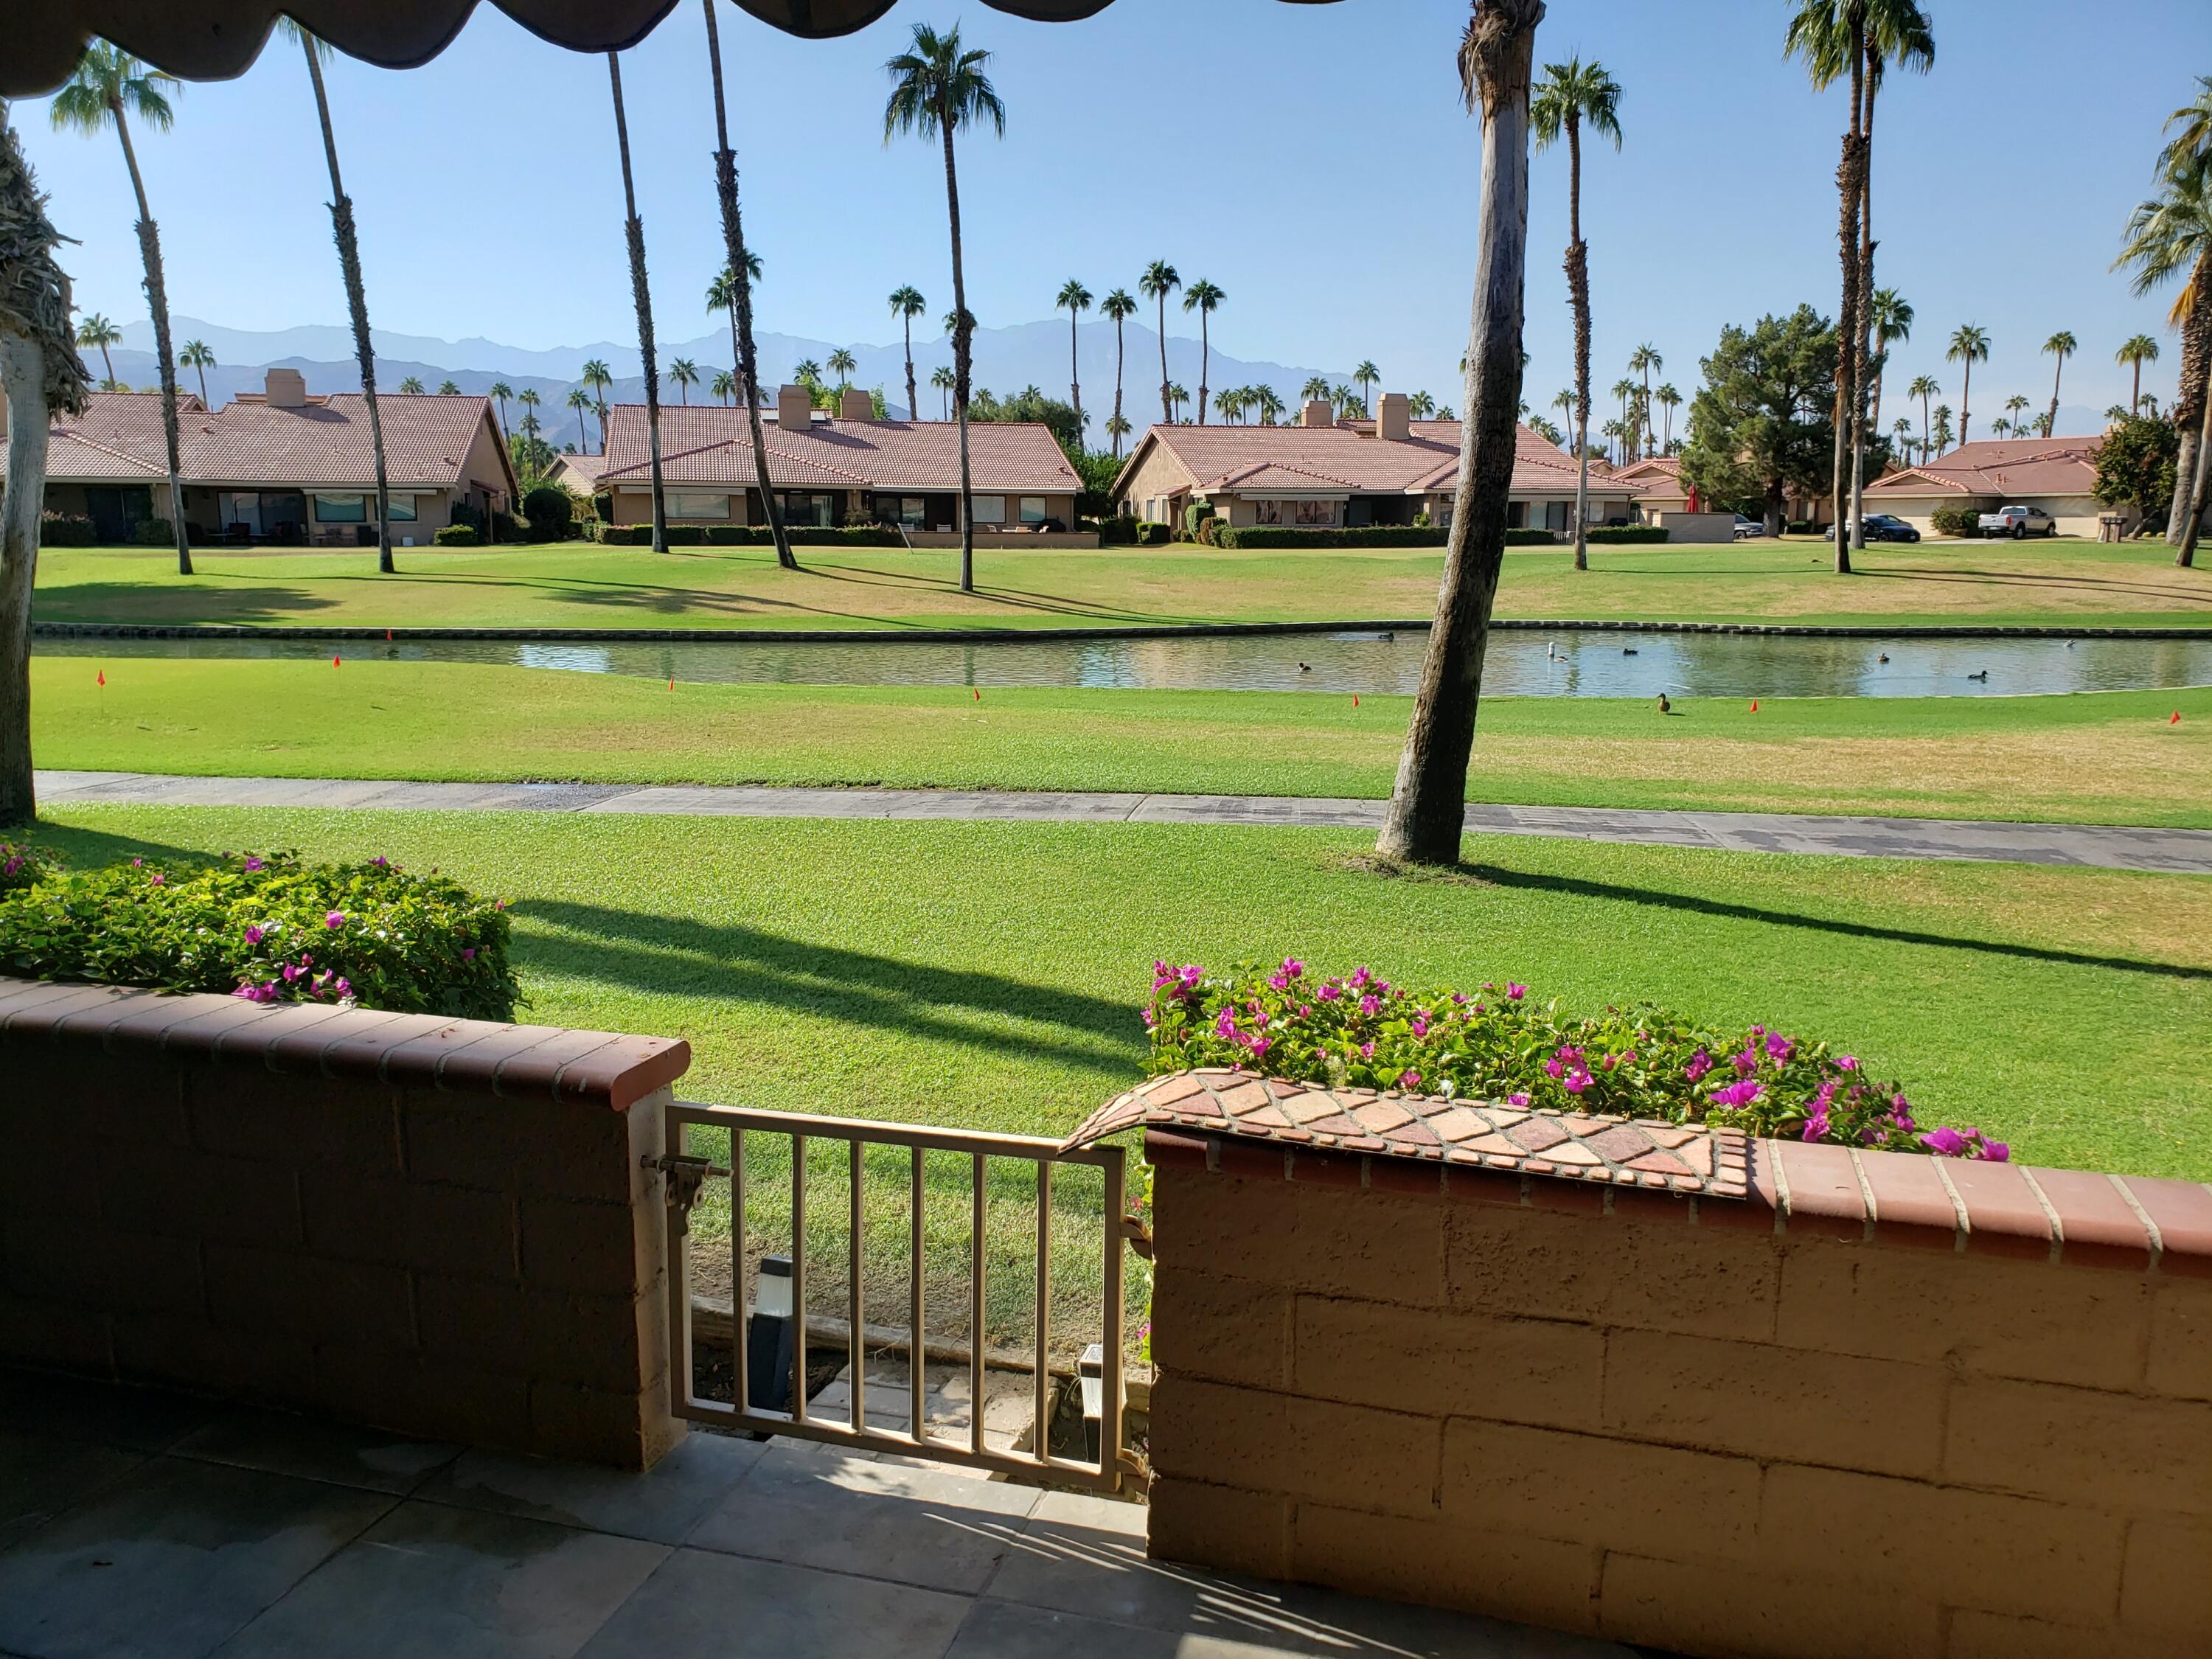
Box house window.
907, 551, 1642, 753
779, 492, 837, 527
1545, 501, 1568, 532
313, 493, 366, 523
971, 495, 1007, 524
1294, 499, 1338, 526
385, 494, 417, 522
670, 493, 730, 519
1253, 500, 1284, 525
877, 495, 926, 528
1019, 496, 1048, 525
1507, 501, 1528, 529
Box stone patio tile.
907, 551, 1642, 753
0, 1456, 392, 1659
686, 1441, 1038, 1593
0, 1429, 145, 1552
418, 1430, 765, 1545
574, 1545, 970, 1659
209, 1500, 667, 1659
0, 1369, 220, 1456
173, 1407, 460, 1496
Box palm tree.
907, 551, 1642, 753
1353, 360, 1380, 417
1335, 383, 1366, 421
178, 338, 213, 405
1302, 375, 1332, 405
1180, 279, 1225, 424
566, 387, 595, 448
1216, 386, 1245, 425
398, 376, 425, 394
1166, 382, 1189, 422
931, 364, 955, 420
1141, 261, 1181, 425
1947, 324, 1989, 448
1865, 286, 1911, 437
437, 380, 459, 396
1408, 391, 1436, 420
793, 357, 822, 389
489, 380, 512, 442
518, 386, 542, 437
1530, 55, 1620, 571
603, 57, 669, 551
2003, 393, 2031, 439
1099, 288, 1136, 453
2039, 330, 2076, 437
703, 254, 763, 397
1056, 279, 1092, 445
888, 284, 926, 419
1609, 377, 1636, 460
1656, 383, 1682, 451
76, 313, 121, 389
51, 44, 194, 573
582, 358, 613, 449
669, 357, 698, 404
1892, 415, 1914, 462
1378, 0, 1545, 866
1930, 404, 1952, 455
2116, 334, 2160, 414
1255, 386, 1286, 425
698, 0, 791, 569
2118, 83, 2212, 557
1105, 414, 1131, 451
827, 348, 857, 394
884, 21, 1005, 594
711, 369, 736, 406
1905, 375, 1938, 456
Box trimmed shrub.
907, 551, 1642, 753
593, 523, 905, 548
1505, 528, 1559, 546
1588, 525, 1669, 543
130, 518, 173, 546
0, 849, 519, 1020
1147, 959, 2008, 1160
432, 524, 482, 546
1930, 504, 1982, 538
1216, 525, 1448, 549
38, 512, 96, 546
520, 484, 574, 542
1183, 502, 1217, 541
1138, 521, 1171, 546
1097, 515, 1139, 545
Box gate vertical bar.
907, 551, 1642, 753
969, 1151, 985, 1456
731, 1129, 748, 1412
848, 1139, 864, 1431
791, 1132, 808, 1425
909, 1146, 926, 1444
1102, 1145, 1125, 1485
664, 1113, 692, 1416
1033, 1160, 1051, 1462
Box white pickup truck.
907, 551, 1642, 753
1978, 504, 2057, 538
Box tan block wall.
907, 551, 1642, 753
0, 984, 690, 1470
1656, 511, 1739, 543
1144, 1135, 2212, 1658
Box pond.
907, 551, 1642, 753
33, 627, 2212, 699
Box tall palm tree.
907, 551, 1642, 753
884, 21, 1004, 594
1379, 0, 1545, 867
1215, 386, 1245, 425
1408, 391, 1436, 420
2003, 394, 2030, 436
1056, 279, 1092, 446
517, 386, 541, 433
50, 44, 193, 573
1930, 404, 1952, 454
566, 386, 595, 448
1551, 387, 1573, 425
1906, 373, 1938, 456
1892, 415, 1914, 462
931, 363, 955, 420
710, 369, 736, 406
1627, 343, 1660, 455
76, 313, 121, 389
1947, 324, 1989, 448
2039, 330, 2076, 437
669, 357, 698, 404
1609, 377, 1636, 461
1166, 382, 1189, 422
2116, 334, 2160, 414
1181, 279, 1225, 424
793, 357, 822, 389
2119, 81, 2212, 555
1105, 414, 1131, 452
1099, 288, 1136, 453
489, 380, 512, 442
178, 338, 213, 405
697, 0, 791, 570
1353, 360, 1380, 417
1530, 55, 1620, 571
437, 380, 459, 395
827, 347, 857, 394
1865, 286, 1911, 438
582, 358, 613, 450
1301, 375, 1332, 405
1141, 261, 1180, 425
1656, 383, 1682, 451
888, 285, 926, 420
703, 254, 762, 396
604, 57, 669, 552
1256, 386, 1286, 425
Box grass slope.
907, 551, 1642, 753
34, 538, 2212, 632
32, 658, 2212, 827
28, 806, 2211, 1184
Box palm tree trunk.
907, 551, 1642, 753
112, 105, 192, 575
1377, 0, 1542, 867
1565, 116, 1590, 572
939, 105, 975, 594
96, 340, 114, 386
902, 316, 917, 424
1959, 358, 1973, 450
302, 38, 397, 575
1829, 21, 1863, 574
1068, 305, 1082, 443
1196, 313, 1210, 425
0, 335, 52, 825
1847, 63, 1876, 560
2166, 260, 2210, 548
2132, 359, 2142, 414
2183, 361, 2211, 568
1157, 293, 1171, 423
608, 55, 668, 554
192, 361, 207, 405
1112, 316, 1125, 456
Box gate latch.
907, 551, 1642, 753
1119, 1212, 1154, 1261
641, 1152, 728, 1233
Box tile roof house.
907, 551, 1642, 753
1861, 437, 2137, 536
1110, 394, 1652, 537
593, 384, 1090, 544
0, 369, 515, 546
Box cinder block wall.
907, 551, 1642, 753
0, 978, 694, 1470
1144, 1128, 2212, 1659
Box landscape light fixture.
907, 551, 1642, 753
747, 1253, 795, 1415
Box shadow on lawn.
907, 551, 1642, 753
34, 583, 341, 623
518, 899, 1142, 1074
1461, 863, 2212, 982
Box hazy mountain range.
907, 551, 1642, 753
109, 315, 1377, 453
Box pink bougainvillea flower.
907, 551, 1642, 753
1281, 958, 1304, 978
131, 858, 143, 867
1920, 1127, 1966, 1157
243, 856, 265, 872
1508, 1092, 1531, 1107
1350, 967, 1371, 990
1765, 1032, 1796, 1062
147, 872, 165, 886
1545, 1057, 1565, 1079
1399, 1070, 1421, 1091
1980, 1139, 2011, 1162
1359, 1041, 1374, 1059
1836, 1054, 1859, 1071
1506, 983, 1526, 1001
244, 925, 265, 946
1711, 1079, 1763, 1108
370, 856, 389, 868
461, 947, 476, 961
1358, 994, 1380, 1018
1410, 1015, 1429, 1037
324, 911, 346, 928
1318, 982, 1341, 1001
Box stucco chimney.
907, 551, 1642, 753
1301, 400, 1333, 428
265, 367, 307, 408
1376, 392, 1411, 442
776, 383, 813, 430
839, 386, 873, 420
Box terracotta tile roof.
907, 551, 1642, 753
1126, 419, 1650, 501
597, 404, 1081, 494
0, 391, 195, 484
547, 451, 611, 490
1864, 438, 2103, 501
1064, 1068, 1750, 1199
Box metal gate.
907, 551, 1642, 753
650, 1100, 1134, 1492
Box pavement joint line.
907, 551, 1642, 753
29, 771, 2212, 874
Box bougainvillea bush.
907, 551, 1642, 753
0, 849, 519, 1020
1145, 959, 2008, 1160
1, 841, 61, 897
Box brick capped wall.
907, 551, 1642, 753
1141, 1127, 2212, 1659
0, 977, 693, 1470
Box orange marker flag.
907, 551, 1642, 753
667, 677, 675, 690
386, 628, 393, 642
333, 654, 341, 668
1750, 699, 1759, 712
2174, 711, 2184, 725
97, 669, 105, 688
1352, 694, 1360, 708
973, 686, 981, 701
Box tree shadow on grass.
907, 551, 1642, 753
518, 899, 1144, 1076
1456, 861, 2211, 982
34, 584, 341, 624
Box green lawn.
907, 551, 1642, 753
33, 537, 2212, 632
32, 658, 2212, 827
29, 805, 2211, 1187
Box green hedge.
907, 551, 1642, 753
594, 524, 907, 547
1930, 504, 1982, 538
1216, 526, 1449, 549
1587, 525, 1669, 543
0, 849, 518, 1020
432, 524, 482, 546
39, 512, 96, 546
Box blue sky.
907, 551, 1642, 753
13, 0, 2211, 415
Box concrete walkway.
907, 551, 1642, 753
34, 770, 2212, 874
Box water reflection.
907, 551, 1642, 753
35, 628, 2212, 699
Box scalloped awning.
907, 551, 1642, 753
6, 0, 1343, 98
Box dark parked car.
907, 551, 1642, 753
1823, 514, 1921, 543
